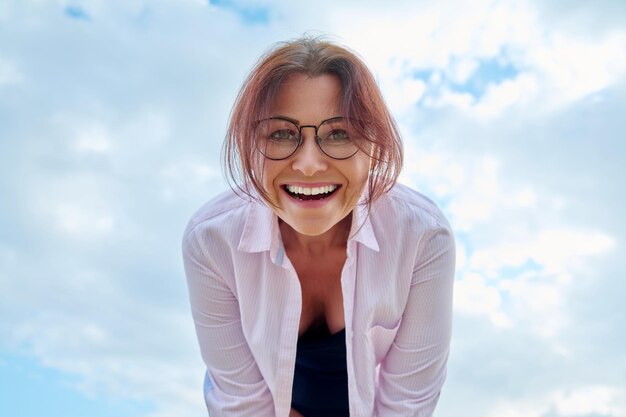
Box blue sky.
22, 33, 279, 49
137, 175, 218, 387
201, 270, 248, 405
1, 1, 625, 416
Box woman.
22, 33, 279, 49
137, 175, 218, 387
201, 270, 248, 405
182, 37, 455, 417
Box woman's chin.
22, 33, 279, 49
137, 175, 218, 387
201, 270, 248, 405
282, 220, 334, 237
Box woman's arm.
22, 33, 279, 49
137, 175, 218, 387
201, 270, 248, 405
183, 226, 275, 416
375, 225, 456, 417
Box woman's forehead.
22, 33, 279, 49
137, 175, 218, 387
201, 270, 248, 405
269, 73, 343, 121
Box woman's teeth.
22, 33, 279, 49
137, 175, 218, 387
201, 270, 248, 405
284, 184, 339, 200
286, 184, 338, 196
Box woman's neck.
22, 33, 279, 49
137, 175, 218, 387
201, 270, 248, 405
279, 213, 352, 257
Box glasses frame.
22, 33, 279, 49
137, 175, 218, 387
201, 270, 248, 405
254, 116, 361, 161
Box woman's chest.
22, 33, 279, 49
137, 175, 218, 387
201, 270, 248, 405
289, 252, 347, 336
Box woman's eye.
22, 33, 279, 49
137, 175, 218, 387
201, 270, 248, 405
269, 130, 296, 141
327, 129, 349, 141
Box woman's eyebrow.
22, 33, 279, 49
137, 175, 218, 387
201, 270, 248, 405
271, 115, 299, 124
270, 115, 345, 125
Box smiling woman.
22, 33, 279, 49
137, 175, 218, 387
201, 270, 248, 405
182, 36, 456, 417
259, 74, 371, 238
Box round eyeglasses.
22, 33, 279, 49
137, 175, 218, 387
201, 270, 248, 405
253, 116, 360, 160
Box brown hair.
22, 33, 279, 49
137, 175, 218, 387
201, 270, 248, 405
222, 36, 403, 209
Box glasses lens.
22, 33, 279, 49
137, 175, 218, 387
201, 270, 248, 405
317, 118, 359, 159
255, 119, 299, 159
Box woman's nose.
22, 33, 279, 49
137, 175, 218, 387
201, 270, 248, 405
290, 131, 328, 176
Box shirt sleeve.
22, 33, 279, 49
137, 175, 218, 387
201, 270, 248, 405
182, 225, 275, 416
375, 224, 456, 417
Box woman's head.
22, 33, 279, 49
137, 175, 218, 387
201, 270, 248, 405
223, 36, 403, 231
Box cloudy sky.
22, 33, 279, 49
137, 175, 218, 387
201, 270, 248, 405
1, 0, 625, 416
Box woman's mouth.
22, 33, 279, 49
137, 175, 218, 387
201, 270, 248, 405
283, 184, 340, 201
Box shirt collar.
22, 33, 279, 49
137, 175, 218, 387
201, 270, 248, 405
238, 199, 277, 254
349, 198, 380, 252
238, 193, 380, 256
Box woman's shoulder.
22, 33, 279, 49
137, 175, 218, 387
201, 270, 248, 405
375, 182, 451, 232
182, 187, 252, 243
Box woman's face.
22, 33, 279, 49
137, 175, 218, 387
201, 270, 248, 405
261, 73, 371, 237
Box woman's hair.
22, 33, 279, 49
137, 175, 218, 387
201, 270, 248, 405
223, 36, 403, 208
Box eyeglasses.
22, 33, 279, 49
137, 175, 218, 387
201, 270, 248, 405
253, 116, 361, 160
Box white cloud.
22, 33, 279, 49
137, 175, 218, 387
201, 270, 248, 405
54, 203, 115, 237
472, 72, 539, 118
425, 88, 475, 111
500, 271, 570, 343
554, 385, 626, 416
471, 229, 616, 277
75, 125, 112, 154
446, 56, 479, 85
24, 172, 120, 241
325, 0, 626, 120
0, 245, 18, 297
508, 186, 537, 208
486, 385, 626, 417
454, 272, 512, 328
462, 27, 626, 118
159, 159, 223, 202
10, 309, 205, 414
529, 31, 626, 103
0, 57, 23, 85
381, 70, 427, 116
403, 150, 504, 230
487, 401, 548, 417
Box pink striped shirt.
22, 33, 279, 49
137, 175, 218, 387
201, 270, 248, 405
182, 183, 455, 417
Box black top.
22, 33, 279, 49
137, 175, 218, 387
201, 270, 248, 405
291, 322, 350, 417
